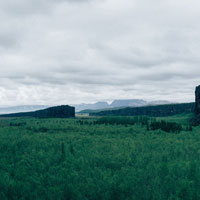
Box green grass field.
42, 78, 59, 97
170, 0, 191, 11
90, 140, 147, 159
0, 114, 200, 200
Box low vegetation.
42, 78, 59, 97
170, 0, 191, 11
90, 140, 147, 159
0, 113, 200, 199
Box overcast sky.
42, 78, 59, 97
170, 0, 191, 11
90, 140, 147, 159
0, 0, 200, 106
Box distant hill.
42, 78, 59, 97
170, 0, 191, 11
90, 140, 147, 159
0, 105, 75, 118
0, 105, 50, 114
90, 103, 195, 117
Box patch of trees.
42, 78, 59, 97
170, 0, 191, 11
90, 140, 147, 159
94, 116, 149, 126
90, 103, 194, 117
0, 105, 75, 118
9, 122, 26, 127
149, 120, 182, 133
26, 126, 49, 133
77, 116, 183, 133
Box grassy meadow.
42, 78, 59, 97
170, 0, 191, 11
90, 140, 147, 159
0, 114, 200, 199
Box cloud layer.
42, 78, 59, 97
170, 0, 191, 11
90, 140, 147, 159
0, 0, 200, 106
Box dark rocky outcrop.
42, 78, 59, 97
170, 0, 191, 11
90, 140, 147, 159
0, 105, 75, 118
193, 85, 200, 125
195, 85, 200, 114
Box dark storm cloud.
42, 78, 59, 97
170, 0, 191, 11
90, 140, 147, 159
0, 0, 200, 106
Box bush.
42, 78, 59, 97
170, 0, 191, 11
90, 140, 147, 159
150, 120, 182, 133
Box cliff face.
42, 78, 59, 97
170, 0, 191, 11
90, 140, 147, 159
195, 85, 200, 115
192, 85, 200, 125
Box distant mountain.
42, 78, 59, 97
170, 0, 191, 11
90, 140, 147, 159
76, 99, 173, 113
73, 102, 109, 112
1, 100, 172, 114
148, 100, 171, 106
0, 105, 50, 114
110, 99, 147, 107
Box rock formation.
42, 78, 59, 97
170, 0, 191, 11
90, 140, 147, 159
192, 85, 200, 125
195, 85, 200, 115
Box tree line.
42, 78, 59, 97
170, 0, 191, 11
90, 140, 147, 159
90, 103, 195, 117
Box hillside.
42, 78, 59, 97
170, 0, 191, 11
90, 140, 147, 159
90, 102, 195, 117
0, 105, 75, 118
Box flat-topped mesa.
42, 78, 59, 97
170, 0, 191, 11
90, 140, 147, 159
195, 85, 200, 115
0, 105, 75, 118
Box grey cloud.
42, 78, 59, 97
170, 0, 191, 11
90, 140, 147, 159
0, 0, 90, 16
0, 35, 18, 49
0, 0, 200, 106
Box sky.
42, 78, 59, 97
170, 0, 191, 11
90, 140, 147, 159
0, 0, 200, 106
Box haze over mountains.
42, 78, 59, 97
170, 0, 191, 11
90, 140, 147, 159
0, 99, 172, 114
0, 105, 50, 114
73, 99, 172, 112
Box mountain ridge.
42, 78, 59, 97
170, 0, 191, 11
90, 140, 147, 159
0, 99, 173, 114
74, 99, 172, 112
